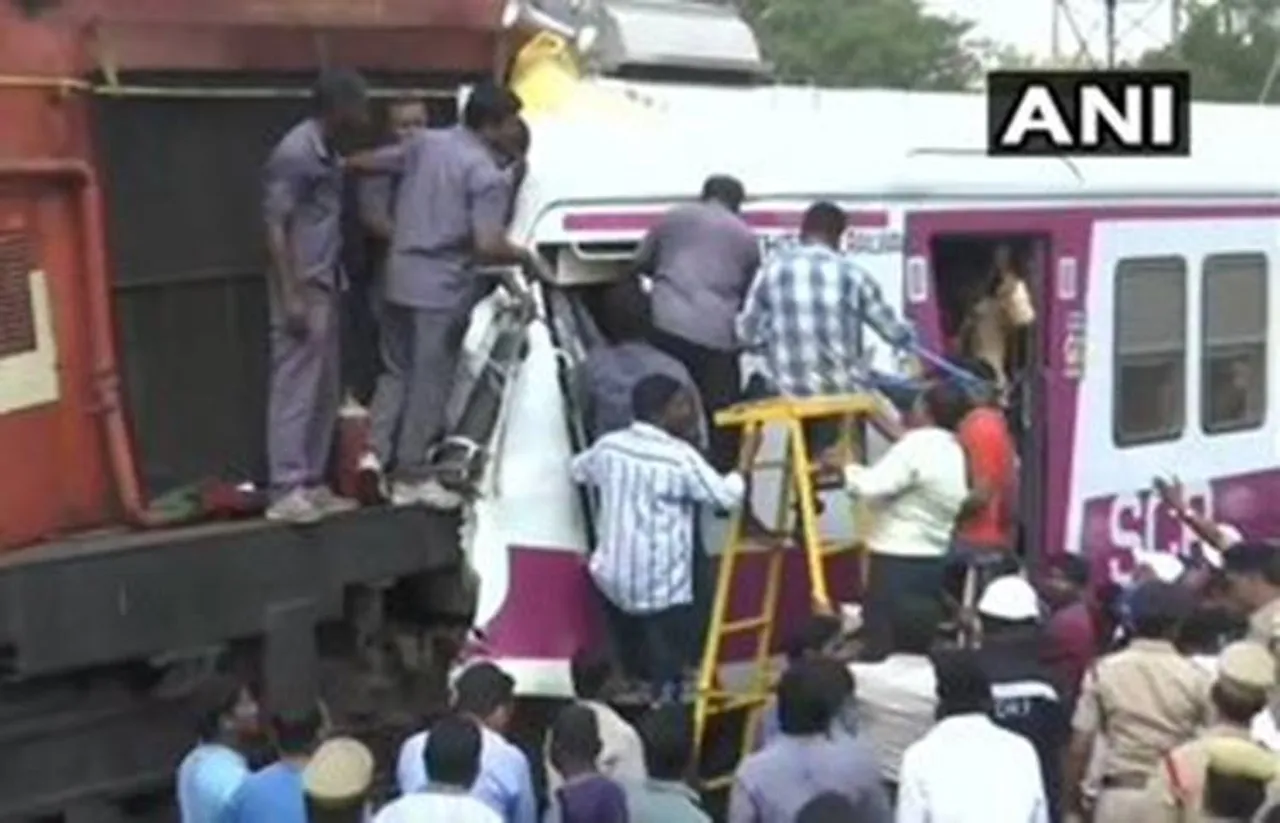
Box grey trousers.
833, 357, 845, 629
369, 302, 470, 481
267, 282, 342, 494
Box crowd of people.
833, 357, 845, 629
175, 538, 1280, 823
245, 61, 1280, 823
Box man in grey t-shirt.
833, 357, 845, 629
346, 82, 544, 509
632, 175, 759, 472
261, 69, 370, 524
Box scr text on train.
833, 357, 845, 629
986, 70, 1192, 157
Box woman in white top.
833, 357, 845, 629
842, 379, 971, 660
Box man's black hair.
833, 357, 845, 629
312, 69, 368, 116
638, 705, 692, 781
631, 374, 685, 425
599, 279, 651, 343
1178, 607, 1234, 656
463, 81, 523, 132
783, 614, 843, 663
271, 707, 322, 757
453, 662, 516, 718
797, 792, 860, 823
931, 649, 991, 719
549, 703, 602, 768
890, 598, 941, 656
776, 658, 839, 736
810, 657, 854, 718
1223, 542, 1280, 587
424, 713, 483, 789
1129, 581, 1193, 640
922, 379, 971, 432
570, 647, 612, 701
700, 175, 745, 211
1046, 554, 1091, 590
511, 116, 531, 155
194, 679, 242, 742
1211, 681, 1268, 725
800, 201, 848, 244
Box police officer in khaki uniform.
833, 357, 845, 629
303, 736, 375, 823
1141, 641, 1279, 822
1221, 543, 1280, 647
1064, 581, 1213, 823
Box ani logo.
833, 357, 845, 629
986, 70, 1191, 157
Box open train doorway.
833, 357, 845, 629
924, 231, 1050, 556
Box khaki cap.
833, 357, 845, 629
1205, 737, 1280, 782
1218, 641, 1277, 694
303, 737, 374, 805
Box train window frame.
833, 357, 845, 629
1112, 255, 1187, 448
1200, 252, 1268, 435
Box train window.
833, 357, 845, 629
1113, 256, 1187, 446
1201, 253, 1267, 434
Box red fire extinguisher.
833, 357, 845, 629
336, 395, 379, 503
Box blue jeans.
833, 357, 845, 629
943, 539, 1021, 605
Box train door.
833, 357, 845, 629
903, 209, 1089, 560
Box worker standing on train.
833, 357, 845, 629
1141, 641, 1280, 822
632, 174, 759, 472
1062, 581, 1213, 823
262, 70, 369, 524
344, 81, 545, 511
350, 96, 428, 408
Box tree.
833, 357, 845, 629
971, 39, 1041, 70
738, 0, 983, 91
1138, 0, 1280, 101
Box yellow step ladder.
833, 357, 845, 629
692, 392, 886, 792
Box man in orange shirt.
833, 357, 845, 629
948, 358, 1019, 607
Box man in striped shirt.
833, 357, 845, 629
570, 374, 747, 702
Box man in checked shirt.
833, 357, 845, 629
735, 201, 917, 520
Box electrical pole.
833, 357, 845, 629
1104, 0, 1118, 67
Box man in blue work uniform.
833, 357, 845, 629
347, 81, 544, 510
262, 69, 369, 524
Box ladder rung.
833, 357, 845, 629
714, 393, 884, 426
700, 692, 769, 714
719, 615, 770, 635
702, 773, 735, 792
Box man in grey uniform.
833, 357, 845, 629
348, 82, 543, 509
344, 96, 428, 410
262, 69, 369, 524
632, 175, 760, 471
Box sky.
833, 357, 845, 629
925, 0, 1178, 62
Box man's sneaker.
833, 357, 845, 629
390, 478, 464, 511
307, 486, 358, 515
265, 488, 323, 525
